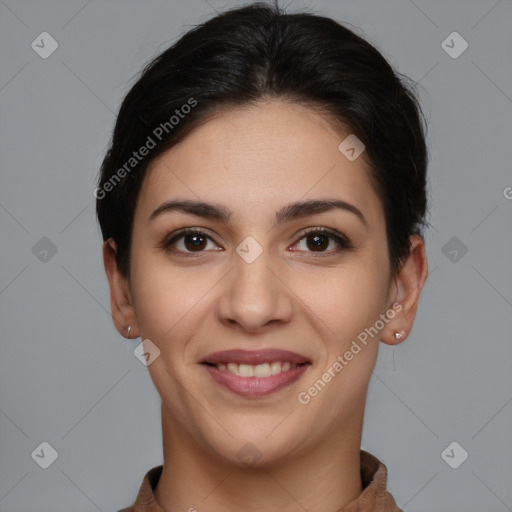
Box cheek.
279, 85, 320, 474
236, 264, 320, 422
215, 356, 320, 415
130, 251, 215, 350
294, 267, 388, 424
290, 259, 389, 345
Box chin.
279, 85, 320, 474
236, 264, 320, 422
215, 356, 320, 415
202, 425, 308, 469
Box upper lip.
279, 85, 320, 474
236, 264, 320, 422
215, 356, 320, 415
201, 349, 311, 365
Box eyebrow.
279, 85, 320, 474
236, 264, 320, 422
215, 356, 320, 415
149, 198, 368, 229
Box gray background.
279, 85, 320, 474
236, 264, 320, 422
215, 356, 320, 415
1, 0, 511, 511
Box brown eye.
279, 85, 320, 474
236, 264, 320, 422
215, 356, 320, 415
182, 232, 208, 251
162, 229, 218, 254
292, 228, 352, 254
162, 227, 351, 257
305, 232, 330, 251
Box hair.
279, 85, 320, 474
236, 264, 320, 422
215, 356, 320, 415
96, 1, 430, 279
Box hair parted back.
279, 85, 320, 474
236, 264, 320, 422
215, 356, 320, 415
96, 1, 430, 278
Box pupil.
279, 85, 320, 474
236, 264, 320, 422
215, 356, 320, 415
182, 233, 329, 252
308, 234, 327, 251
185, 234, 206, 251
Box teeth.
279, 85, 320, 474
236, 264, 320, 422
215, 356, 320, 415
216, 361, 299, 377
239, 364, 254, 377
254, 363, 270, 377
270, 361, 281, 375
227, 362, 239, 375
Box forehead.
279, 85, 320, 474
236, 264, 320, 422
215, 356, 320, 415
136, 100, 384, 229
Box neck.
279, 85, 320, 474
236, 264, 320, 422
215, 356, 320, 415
154, 404, 365, 512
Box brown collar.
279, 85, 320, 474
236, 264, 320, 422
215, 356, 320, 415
118, 449, 402, 512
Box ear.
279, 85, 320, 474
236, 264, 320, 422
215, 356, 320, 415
381, 234, 428, 345
102, 238, 139, 339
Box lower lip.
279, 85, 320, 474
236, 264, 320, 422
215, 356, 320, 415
202, 363, 311, 397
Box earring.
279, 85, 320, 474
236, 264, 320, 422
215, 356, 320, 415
394, 329, 406, 340
127, 326, 131, 338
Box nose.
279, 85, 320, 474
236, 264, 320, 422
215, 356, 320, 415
216, 245, 294, 334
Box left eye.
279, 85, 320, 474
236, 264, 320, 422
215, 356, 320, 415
162, 228, 351, 255
163, 229, 219, 253
293, 228, 351, 253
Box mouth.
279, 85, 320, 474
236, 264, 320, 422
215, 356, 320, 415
202, 360, 309, 377
200, 349, 311, 397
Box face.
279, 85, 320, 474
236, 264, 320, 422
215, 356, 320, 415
108, 100, 414, 467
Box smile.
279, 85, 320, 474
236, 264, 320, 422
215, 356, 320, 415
206, 361, 302, 377
200, 348, 312, 397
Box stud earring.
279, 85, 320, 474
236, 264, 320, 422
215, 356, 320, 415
394, 329, 406, 340
127, 326, 131, 338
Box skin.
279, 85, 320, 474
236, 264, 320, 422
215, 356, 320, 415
103, 100, 428, 511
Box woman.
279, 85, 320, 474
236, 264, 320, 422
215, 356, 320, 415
96, 2, 429, 511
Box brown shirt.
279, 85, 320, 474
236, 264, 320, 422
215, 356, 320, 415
118, 450, 403, 512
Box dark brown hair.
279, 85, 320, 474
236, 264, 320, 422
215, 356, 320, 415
96, 1, 430, 278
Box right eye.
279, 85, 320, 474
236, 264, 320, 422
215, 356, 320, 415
161, 228, 222, 255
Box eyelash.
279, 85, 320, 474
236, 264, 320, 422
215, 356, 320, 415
160, 227, 352, 257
